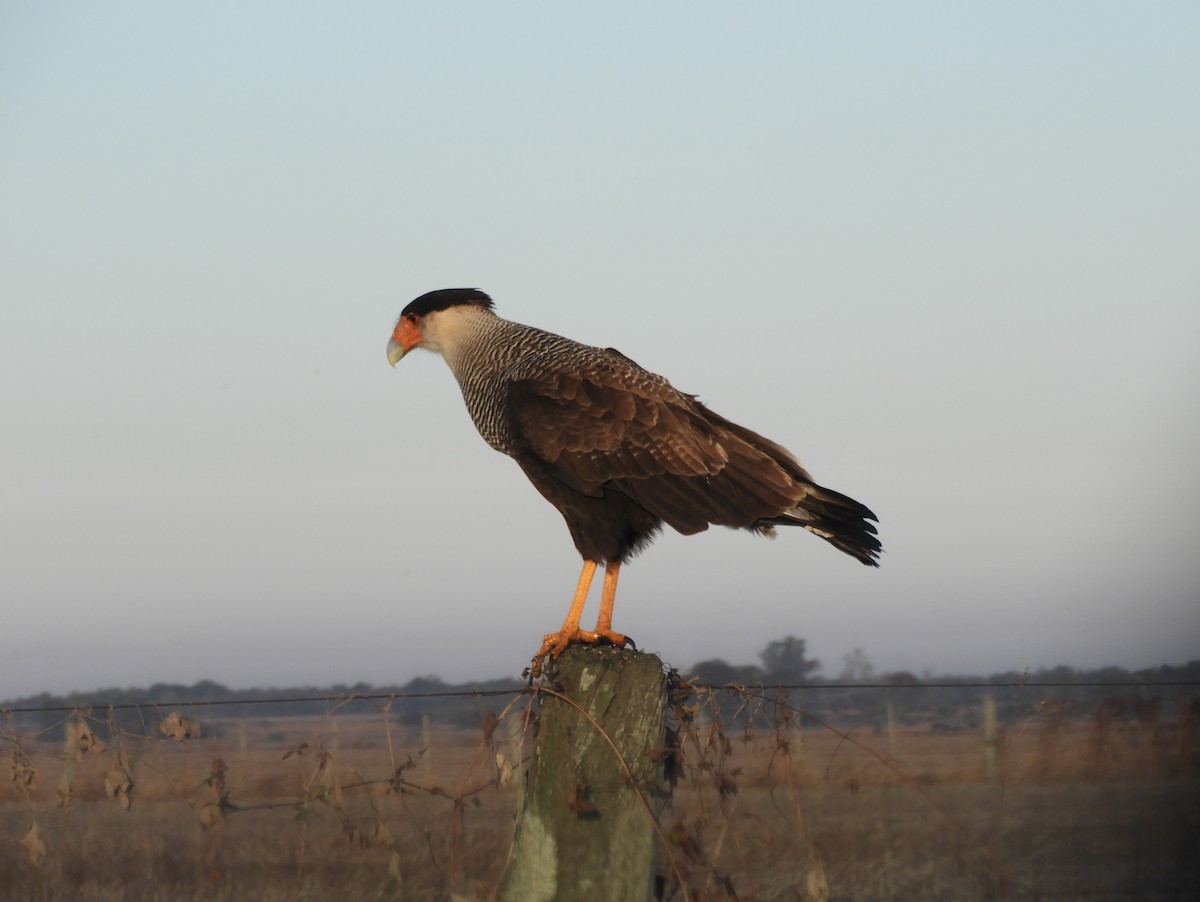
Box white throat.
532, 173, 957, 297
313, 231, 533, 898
418, 305, 499, 372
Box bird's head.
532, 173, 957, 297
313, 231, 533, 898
386, 288, 495, 366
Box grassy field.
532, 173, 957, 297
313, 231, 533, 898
4, 699, 1199, 900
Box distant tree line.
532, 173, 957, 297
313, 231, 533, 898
5, 675, 526, 738
689, 638, 1200, 727
5, 638, 1198, 737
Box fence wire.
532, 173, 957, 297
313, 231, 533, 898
5, 679, 1198, 715
3, 674, 1198, 900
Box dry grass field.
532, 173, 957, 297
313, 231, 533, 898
4, 695, 1199, 901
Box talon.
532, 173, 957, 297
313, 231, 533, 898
595, 630, 628, 649
529, 626, 631, 677
529, 560, 630, 679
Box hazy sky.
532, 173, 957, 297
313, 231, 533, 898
3, 2, 1198, 698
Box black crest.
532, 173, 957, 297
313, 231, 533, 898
401, 288, 494, 318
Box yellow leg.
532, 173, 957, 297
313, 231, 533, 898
530, 559, 629, 678
558, 560, 597, 636
530, 561, 596, 677
593, 560, 624, 644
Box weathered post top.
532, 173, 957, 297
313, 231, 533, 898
501, 645, 669, 902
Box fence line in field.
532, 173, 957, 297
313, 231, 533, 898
5, 679, 1198, 715
4, 666, 1198, 899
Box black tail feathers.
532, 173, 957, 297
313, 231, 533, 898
764, 483, 882, 566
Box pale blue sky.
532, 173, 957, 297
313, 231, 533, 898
2, 2, 1198, 697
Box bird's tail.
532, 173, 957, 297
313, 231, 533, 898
763, 483, 882, 567
699, 408, 882, 566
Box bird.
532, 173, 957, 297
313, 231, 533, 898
386, 288, 880, 676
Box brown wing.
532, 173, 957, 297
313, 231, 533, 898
505, 351, 812, 536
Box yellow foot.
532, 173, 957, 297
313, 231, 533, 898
529, 628, 630, 678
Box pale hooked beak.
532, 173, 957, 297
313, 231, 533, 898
387, 316, 422, 366
386, 337, 406, 367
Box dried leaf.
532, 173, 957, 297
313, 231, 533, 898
494, 753, 513, 788
205, 758, 228, 795
282, 742, 309, 760
160, 711, 201, 741
56, 773, 73, 813
372, 818, 394, 847
567, 781, 596, 817
482, 711, 499, 744
10, 749, 37, 791
668, 819, 704, 862
66, 717, 103, 760
21, 822, 46, 867
105, 762, 133, 811
806, 845, 829, 902
199, 803, 224, 830
387, 849, 403, 888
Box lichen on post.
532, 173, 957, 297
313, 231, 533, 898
501, 645, 669, 902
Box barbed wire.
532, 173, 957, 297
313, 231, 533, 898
3, 679, 1196, 716
1, 688, 527, 716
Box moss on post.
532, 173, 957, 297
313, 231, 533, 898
501, 645, 669, 902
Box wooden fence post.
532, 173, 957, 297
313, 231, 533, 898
501, 645, 669, 902
885, 700, 897, 757
421, 713, 432, 780
982, 695, 997, 779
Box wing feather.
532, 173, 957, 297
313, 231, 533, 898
509, 355, 729, 490
505, 345, 880, 565
507, 348, 790, 522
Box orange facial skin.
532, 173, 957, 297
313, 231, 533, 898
386, 315, 423, 366
393, 316, 422, 353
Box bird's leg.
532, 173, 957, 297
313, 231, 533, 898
591, 560, 627, 648
530, 559, 635, 677
530, 560, 597, 677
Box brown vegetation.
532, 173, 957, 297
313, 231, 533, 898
4, 689, 1199, 900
